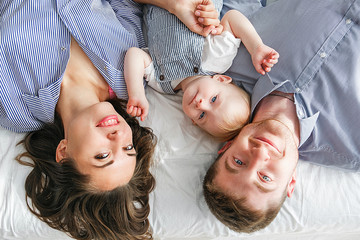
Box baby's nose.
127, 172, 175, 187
196, 99, 203, 108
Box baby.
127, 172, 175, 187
124, 0, 278, 141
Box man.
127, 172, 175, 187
203, 0, 360, 233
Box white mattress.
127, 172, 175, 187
1, 87, 360, 240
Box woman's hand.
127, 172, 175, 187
135, 0, 221, 36
195, 0, 223, 35
169, 0, 220, 36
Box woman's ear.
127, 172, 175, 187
287, 170, 297, 198
212, 74, 232, 84
56, 139, 68, 163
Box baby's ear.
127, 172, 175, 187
212, 74, 232, 84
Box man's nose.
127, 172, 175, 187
249, 146, 270, 168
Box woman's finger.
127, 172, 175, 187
198, 17, 220, 27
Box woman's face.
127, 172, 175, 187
58, 102, 137, 191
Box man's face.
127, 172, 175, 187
213, 119, 298, 210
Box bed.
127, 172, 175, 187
2, 86, 360, 240
1, 0, 360, 239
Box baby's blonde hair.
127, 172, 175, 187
213, 86, 250, 141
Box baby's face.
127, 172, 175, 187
182, 75, 250, 137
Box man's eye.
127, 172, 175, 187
95, 152, 109, 159
211, 96, 217, 103
199, 112, 205, 119
125, 144, 134, 151
262, 175, 272, 182
234, 158, 244, 165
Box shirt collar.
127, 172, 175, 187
250, 73, 318, 147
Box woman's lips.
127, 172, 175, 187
96, 115, 119, 127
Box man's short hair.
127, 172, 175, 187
203, 153, 287, 233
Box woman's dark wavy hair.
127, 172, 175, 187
16, 98, 156, 240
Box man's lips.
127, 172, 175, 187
96, 115, 119, 127
255, 137, 281, 153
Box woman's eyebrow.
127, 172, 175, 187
94, 160, 114, 168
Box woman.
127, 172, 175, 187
15, 35, 158, 240
1, 0, 218, 239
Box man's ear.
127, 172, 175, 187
218, 140, 233, 154
56, 139, 68, 163
287, 170, 297, 198
212, 74, 232, 84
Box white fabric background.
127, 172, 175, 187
1, 87, 360, 240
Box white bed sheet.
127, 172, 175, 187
1, 87, 360, 240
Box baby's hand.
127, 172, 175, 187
126, 96, 149, 121
195, 0, 223, 36
252, 44, 279, 75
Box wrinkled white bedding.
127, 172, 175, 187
2, 0, 360, 238
1, 87, 360, 240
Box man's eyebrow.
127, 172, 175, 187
94, 160, 114, 168
224, 158, 239, 174
254, 181, 274, 193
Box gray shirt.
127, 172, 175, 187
225, 0, 360, 171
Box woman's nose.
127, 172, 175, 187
107, 130, 120, 140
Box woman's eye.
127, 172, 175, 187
125, 144, 134, 151
234, 158, 244, 165
262, 175, 272, 182
211, 96, 217, 103
95, 152, 109, 159
199, 112, 205, 119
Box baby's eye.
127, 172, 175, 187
262, 175, 272, 182
199, 112, 205, 119
95, 152, 109, 159
234, 158, 244, 165
124, 144, 134, 151
211, 96, 217, 103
